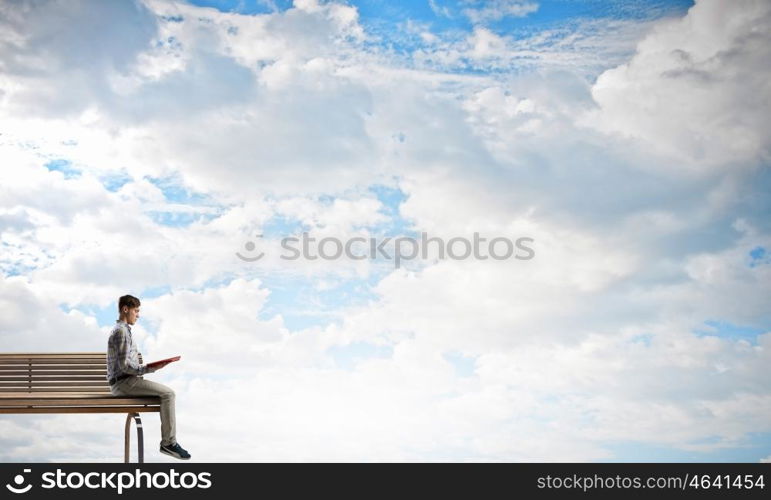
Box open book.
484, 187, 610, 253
147, 355, 181, 369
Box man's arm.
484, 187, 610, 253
112, 327, 150, 376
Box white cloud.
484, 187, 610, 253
587, 0, 771, 170
0, 275, 105, 352
0, 0, 159, 117
462, 0, 539, 25
410, 17, 657, 77
140, 278, 287, 372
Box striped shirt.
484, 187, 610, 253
106, 320, 147, 381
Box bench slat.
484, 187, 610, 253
0, 383, 108, 389
0, 376, 108, 381
0, 388, 113, 393
0, 361, 107, 372
0, 407, 161, 414
0, 398, 160, 410
0, 391, 151, 397
0, 398, 160, 406
0, 370, 107, 376
0, 376, 107, 381
0, 360, 107, 365
0, 353, 106, 358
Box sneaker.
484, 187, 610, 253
160, 442, 191, 460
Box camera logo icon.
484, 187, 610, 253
5, 469, 32, 494
236, 234, 265, 262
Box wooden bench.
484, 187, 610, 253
0, 353, 161, 462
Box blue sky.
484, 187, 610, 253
185, 0, 695, 76
187, 0, 694, 29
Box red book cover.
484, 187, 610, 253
147, 355, 181, 368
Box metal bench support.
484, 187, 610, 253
124, 412, 144, 463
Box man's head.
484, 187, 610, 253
118, 295, 141, 325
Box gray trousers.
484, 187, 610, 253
111, 376, 176, 446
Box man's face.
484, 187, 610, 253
124, 306, 140, 325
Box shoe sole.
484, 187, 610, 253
160, 448, 191, 460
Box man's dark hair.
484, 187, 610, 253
118, 294, 141, 314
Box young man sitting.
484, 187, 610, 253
106, 294, 191, 460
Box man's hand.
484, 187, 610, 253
146, 360, 172, 373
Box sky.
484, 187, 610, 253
0, 0, 770, 462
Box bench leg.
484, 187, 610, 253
124, 412, 145, 463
